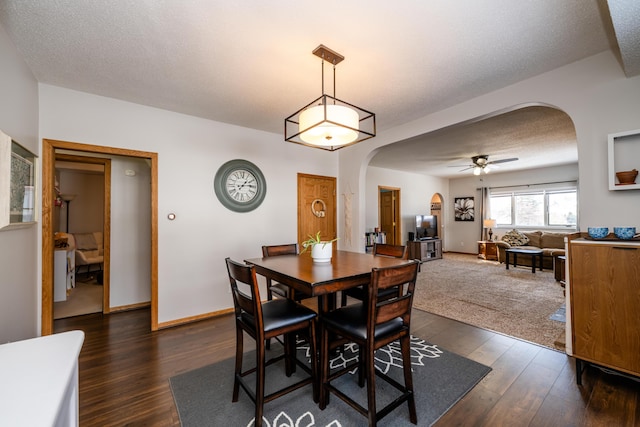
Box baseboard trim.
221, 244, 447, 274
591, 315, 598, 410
110, 301, 151, 313
157, 307, 234, 330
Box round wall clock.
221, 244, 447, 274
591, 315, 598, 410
214, 159, 267, 212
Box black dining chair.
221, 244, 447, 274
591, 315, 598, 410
225, 257, 318, 427
261, 243, 313, 349
261, 243, 310, 302
319, 260, 420, 426
341, 243, 408, 306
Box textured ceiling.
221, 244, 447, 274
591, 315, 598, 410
0, 1, 637, 176
369, 105, 578, 177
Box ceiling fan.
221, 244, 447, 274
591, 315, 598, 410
452, 155, 519, 175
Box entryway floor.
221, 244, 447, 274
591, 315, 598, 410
54, 280, 102, 319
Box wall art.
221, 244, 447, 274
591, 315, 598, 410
454, 197, 475, 221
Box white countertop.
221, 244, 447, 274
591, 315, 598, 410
0, 330, 84, 426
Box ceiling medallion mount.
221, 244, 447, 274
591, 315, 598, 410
284, 44, 376, 151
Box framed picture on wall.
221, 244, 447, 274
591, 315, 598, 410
454, 197, 475, 221
1, 129, 37, 230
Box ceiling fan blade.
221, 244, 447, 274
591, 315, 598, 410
487, 157, 518, 165
448, 164, 473, 168
458, 166, 474, 172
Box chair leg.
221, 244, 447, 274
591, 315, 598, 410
284, 332, 296, 376
358, 345, 366, 387
366, 343, 377, 427
401, 334, 417, 424
255, 341, 266, 427
340, 291, 348, 307
319, 325, 330, 409
232, 327, 243, 402
308, 319, 319, 403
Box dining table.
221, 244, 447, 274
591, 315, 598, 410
245, 250, 412, 315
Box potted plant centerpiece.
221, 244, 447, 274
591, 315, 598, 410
301, 231, 338, 263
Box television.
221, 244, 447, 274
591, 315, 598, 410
415, 215, 438, 240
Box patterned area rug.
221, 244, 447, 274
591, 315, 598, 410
170, 336, 490, 426
413, 253, 566, 349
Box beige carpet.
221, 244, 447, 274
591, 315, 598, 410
413, 253, 566, 350
54, 281, 103, 319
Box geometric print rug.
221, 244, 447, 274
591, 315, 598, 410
170, 335, 491, 426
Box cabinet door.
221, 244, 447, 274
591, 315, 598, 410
434, 240, 443, 259
571, 243, 640, 375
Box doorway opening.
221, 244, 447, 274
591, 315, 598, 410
42, 139, 158, 336
430, 193, 443, 249
378, 186, 401, 245
53, 154, 109, 320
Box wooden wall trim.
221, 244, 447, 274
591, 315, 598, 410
42, 139, 159, 334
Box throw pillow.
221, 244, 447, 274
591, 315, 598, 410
502, 229, 530, 246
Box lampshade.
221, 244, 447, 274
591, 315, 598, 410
60, 194, 76, 202
483, 219, 497, 228
285, 45, 375, 151
299, 104, 359, 146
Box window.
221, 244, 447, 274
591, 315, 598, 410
489, 184, 577, 229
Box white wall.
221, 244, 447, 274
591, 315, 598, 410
38, 84, 337, 325
58, 170, 104, 233
447, 164, 579, 254
339, 51, 640, 258
365, 166, 448, 247
0, 23, 39, 342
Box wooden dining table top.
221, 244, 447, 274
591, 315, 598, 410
245, 250, 412, 297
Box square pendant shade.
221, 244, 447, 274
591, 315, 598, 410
285, 94, 376, 151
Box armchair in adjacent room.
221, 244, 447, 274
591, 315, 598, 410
69, 231, 104, 274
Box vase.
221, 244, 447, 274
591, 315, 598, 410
311, 241, 333, 263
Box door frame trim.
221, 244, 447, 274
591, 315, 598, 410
42, 139, 158, 335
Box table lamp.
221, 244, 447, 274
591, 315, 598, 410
483, 219, 496, 241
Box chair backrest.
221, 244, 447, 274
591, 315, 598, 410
225, 258, 263, 331
373, 243, 407, 259
368, 260, 420, 330
262, 243, 298, 257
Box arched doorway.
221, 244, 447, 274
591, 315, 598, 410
430, 193, 444, 250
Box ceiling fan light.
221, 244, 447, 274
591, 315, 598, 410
483, 166, 491, 173
473, 166, 482, 175
299, 104, 359, 146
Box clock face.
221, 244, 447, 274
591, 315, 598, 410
214, 160, 266, 212
226, 168, 258, 202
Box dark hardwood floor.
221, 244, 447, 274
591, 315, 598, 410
54, 307, 639, 426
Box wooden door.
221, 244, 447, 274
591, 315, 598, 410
379, 187, 400, 245
297, 174, 336, 249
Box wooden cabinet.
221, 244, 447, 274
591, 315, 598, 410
408, 239, 442, 262
477, 241, 497, 261
568, 238, 640, 381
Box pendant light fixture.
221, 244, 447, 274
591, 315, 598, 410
285, 45, 376, 151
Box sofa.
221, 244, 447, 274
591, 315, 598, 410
494, 229, 569, 270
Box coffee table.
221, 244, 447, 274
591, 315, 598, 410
505, 248, 543, 273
